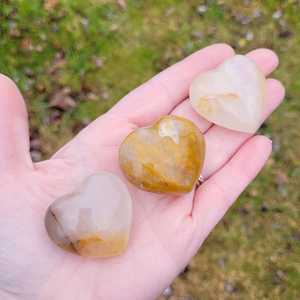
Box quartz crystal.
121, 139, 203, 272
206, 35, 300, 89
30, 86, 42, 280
44, 173, 132, 257
189, 55, 266, 133
119, 116, 205, 195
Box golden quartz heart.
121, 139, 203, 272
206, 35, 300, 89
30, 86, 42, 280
189, 55, 266, 133
119, 116, 205, 195
44, 173, 132, 257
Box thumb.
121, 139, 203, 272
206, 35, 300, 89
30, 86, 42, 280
0, 74, 33, 182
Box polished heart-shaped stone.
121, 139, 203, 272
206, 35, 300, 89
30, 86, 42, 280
189, 55, 266, 133
44, 173, 132, 257
119, 116, 205, 195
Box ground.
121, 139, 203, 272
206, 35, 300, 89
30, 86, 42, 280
0, 0, 300, 299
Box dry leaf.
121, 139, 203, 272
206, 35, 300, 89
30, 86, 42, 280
279, 30, 293, 38
49, 90, 76, 110
207, 26, 215, 35
37, 83, 45, 93
49, 109, 62, 125
81, 117, 91, 126
165, 7, 175, 17
23, 91, 35, 102
44, 0, 58, 11
21, 39, 33, 51
53, 57, 66, 68
62, 87, 71, 94
190, 30, 202, 39
87, 92, 99, 101
92, 56, 104, 68
275, 171, 288, 184
277, 184, 288, 198
39, 33, 47, 41
23, 67, 34, 76
31, 151, 42, 162
72, 118, 91, 134
272, 276, 281, 285
101, 92, 109, 100
276, 270, 287, 280
117, 0, 126, 10
30, 139, 42, 151
9, 22, 20, 37
109, 23, 121, 31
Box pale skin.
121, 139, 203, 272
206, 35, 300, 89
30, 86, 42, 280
0, 44, 285, 300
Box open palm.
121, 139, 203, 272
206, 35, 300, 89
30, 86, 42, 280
0, 44, 284, 300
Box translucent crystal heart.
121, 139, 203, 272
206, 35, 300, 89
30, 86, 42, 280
44, 173, 132, 257
119, 116, 205, 195
189, 55, 266, 133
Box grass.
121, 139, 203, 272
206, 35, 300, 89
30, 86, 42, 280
1, 0, 300, 299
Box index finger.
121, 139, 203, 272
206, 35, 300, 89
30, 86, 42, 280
110, 44, 235, 127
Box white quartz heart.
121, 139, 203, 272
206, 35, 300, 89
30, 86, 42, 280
45, 173, 132, 257
189, 55, 266, 133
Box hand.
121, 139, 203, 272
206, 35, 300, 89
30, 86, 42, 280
0, 44, 284, 300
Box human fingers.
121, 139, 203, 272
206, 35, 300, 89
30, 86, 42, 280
170, 48, 279, 132
246, 48, 279, 76
0, 75, 33, 180
48, 45, 234, 165
191, 135, 272, 243
109, 44, 234, 128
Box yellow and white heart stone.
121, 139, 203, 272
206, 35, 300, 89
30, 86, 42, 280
44, 173, 132, 257
189, 55, 266, 133
119, 116, 205, 195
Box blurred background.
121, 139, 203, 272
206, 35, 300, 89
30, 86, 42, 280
0, 0, 299, 299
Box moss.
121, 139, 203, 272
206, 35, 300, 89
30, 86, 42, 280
1, 0, 300, 298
